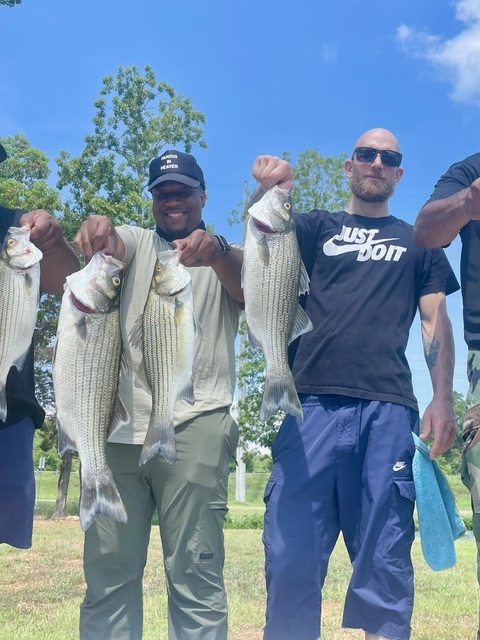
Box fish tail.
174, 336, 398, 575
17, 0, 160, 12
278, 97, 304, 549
260, 373, 303, 423
79, 469, 128, 532
139, 416, 177, 466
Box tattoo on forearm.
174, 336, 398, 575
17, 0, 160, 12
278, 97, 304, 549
424, 334, 441, 370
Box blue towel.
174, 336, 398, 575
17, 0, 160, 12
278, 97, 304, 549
412, 433, 466, 571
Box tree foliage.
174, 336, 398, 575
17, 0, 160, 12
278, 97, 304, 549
56, 64, 207, 233
283, 148, 350, 212
0, 134, 62, 212
0, 0, 21, 6
235, 149, 350, 448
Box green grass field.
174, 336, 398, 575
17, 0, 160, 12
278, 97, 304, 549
34, 469, 474, 523
1, 471, 476, 639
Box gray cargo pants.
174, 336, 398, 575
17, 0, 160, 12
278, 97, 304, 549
79, 407, 239, 640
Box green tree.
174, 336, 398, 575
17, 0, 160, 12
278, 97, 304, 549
56, 64, 207, 232
0, 134, 62, 212
0, 0, 21, 6
236, 149, 350, 448
283, 148, 350, 212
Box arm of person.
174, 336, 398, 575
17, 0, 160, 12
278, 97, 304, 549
172, 230, 244, 302
414, 177, 480, 248
73, 214, 125, 262
20, 209, 80, 296
418, 292, 457, 458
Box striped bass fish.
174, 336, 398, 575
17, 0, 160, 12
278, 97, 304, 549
242, 186, 312, 422
0, 226, 42, 422
130, 249, 196, 466
53, 251, 128, 532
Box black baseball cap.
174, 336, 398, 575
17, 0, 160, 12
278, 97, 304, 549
148, 149, 205, 191
0, 143, 7, 164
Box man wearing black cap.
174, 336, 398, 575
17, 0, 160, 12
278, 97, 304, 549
0, 141, 79, 549
74, 149, 243, 640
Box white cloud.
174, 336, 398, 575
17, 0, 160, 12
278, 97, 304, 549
396, 0, 480, 104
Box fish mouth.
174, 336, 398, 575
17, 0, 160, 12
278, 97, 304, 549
70, 292, 94, 313
252, 219, 274, 234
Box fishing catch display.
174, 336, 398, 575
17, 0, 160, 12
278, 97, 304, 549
242, 186, 312, 422
53, 252, 128, 532
0, 226, 42, 423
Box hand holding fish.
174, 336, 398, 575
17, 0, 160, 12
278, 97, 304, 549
20, 209, 63, 256
173, 230, 244, 302
19, 209, 80, 295
172, 229, 225, 267
74, 214, 124, 261
252, 155, 294, 191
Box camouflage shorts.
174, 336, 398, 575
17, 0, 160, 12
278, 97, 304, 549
462, 350, 480, 519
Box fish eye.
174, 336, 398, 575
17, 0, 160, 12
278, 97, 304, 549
6, 238, 15, 246
284, 202, 291, 210
112, 277, 121, 287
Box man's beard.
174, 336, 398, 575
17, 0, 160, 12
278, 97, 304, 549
350, 176, 394, 203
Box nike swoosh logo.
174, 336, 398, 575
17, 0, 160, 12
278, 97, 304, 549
323, 236, 400, 256
393, 462, 407, 471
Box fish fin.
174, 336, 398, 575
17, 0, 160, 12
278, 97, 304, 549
298, 261, 310, 297
119, 348, 129, 379
134, 358, 151, 394
246, 328, 262, 351
12, 349, 29, 373
193, 312, 204, 341
75, 316, 88, 341
0, 385, 7, 422
128, 316, 144, 351
179, 378, 195, 405
260, 373, 303, 423
258, 235, 270, 263
79, 468, 128, 532
288, 305, 313, 344
139, 416, 177, 466
107, 396, 130, 439
57, 421, 78, 456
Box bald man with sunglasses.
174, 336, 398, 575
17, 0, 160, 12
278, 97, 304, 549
252, 128, 458, 640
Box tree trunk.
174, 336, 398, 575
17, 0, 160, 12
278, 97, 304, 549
53, 451, 73, 519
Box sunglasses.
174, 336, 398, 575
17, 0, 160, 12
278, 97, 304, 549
353, 147, 403, 168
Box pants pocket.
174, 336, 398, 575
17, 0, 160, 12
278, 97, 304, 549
383, 478, 415, 560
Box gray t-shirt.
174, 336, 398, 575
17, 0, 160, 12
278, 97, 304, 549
110, 225, 242, 445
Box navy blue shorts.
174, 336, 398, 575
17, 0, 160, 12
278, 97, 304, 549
262, 395, 418, 640
0, 417, 36, 549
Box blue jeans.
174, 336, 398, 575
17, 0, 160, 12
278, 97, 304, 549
0, 417, 35, 549
263, 395, 418, 640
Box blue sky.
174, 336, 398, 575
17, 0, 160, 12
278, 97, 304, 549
3, 0, 480, 413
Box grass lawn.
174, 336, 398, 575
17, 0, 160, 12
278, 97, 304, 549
0, 519, 477, 640
13, 470, 476, 639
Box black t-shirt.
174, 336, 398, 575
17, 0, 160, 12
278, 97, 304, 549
291, 210, 459, 411
425, 153, 480, 350
0, 206, 45, 429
